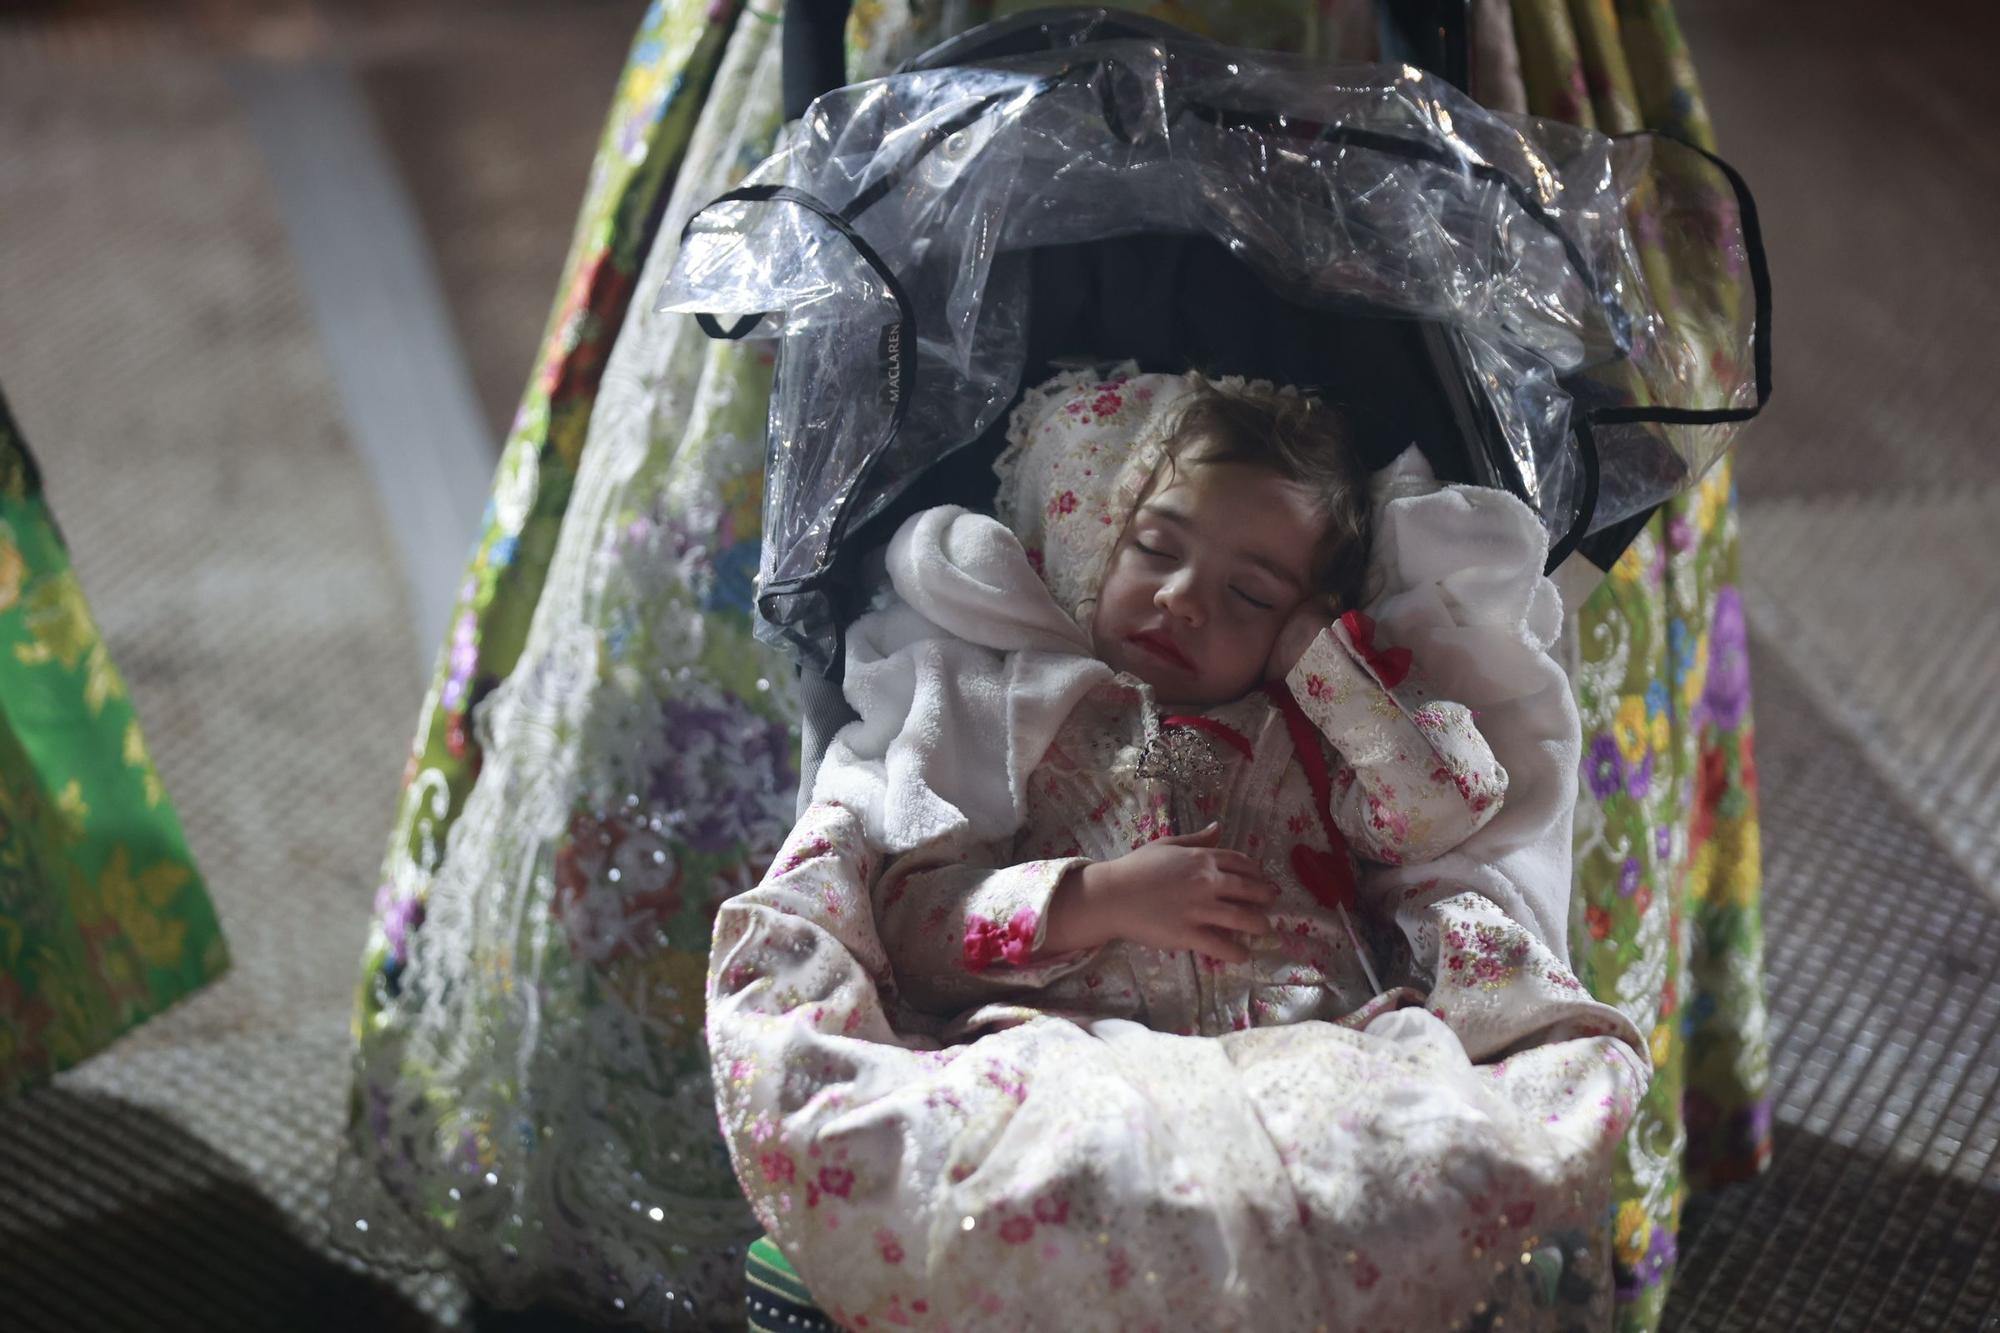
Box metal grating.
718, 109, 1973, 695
1664, 641, 2000, 1332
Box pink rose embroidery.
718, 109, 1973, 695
962, 908, 1039, 972
998, 1215, 1035, 1245
776, 835, 834, 876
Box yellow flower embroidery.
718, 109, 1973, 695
96, 847, 191, 970
1650, 1020, 1674, 1069
1614, 1199, 1650, 1266
1686, 840, 1719, 906
1697, 470, 1729, 535
55, 780, 89, 832
1613, 696, 1650, 766
15, 569, 92, 666
658, 946, 710, 1036
0, 523, 23, 612
605, 947, 710, 1050
14, 568, 125, 714
1681, 633, 1711, 718
123, 720, 164, 807
1700, 818, 1762, 911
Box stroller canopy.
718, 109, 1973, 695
661, 14, 1768, 671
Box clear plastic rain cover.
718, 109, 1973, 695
661, 31, 1767, 673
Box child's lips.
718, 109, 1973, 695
1128, 631, 1195, 672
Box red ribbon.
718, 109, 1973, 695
1339, 610, 1412, 689
1262, 682, 1359, 913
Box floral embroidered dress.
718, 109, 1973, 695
870, 619, 1505, 1037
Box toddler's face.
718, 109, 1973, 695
1089, 457, 1325, 707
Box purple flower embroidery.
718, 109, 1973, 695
1701, 586, 1752, 731
1616, 1225, 1680, 1299
441, 604, 479, 712
1586, 734, 1625, 800
373, 881, 425, 966
1738, 1097, 1774, 1152
647, 696, 796, 853
1619, 858, 1643, 898
1625, 751, 1653, 800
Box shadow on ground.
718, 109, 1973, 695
0, 1089, 436, 1332
1671, 1122, 1999, 1331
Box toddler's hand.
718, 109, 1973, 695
1265, 596, 1337, 682
1046, 823, 1278, 963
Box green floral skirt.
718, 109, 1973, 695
0, 388, 227, 1099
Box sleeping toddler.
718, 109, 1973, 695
820, 366, 1508, 1037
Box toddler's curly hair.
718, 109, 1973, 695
1161, 377, 1373, 611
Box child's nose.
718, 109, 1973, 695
1155, 573, 1205, 626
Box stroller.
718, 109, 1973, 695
337, 5, 1769, 1330
660, 7, 1769, 1330
671, 10, 1765, 680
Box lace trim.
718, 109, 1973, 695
991, 360, 1133, 531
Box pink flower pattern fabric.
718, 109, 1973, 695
711, 793, 1646, 1330
994, 363, 1249, 625
870, 619, 1505, 1035
709, 617, 1647, 1328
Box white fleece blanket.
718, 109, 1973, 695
813, 450, 1577, 962
1360, 449, 1584, 973
810, 504, 1112, 854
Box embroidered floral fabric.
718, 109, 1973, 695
0, 388, 227, 1099
342, 1, 1769, 1327
865, 617, 1506, 1034
989, 365, 1184, 627
712, 798, 1646, 1330
340, 1, 797, 1316
1512, 3, 1775, 1327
